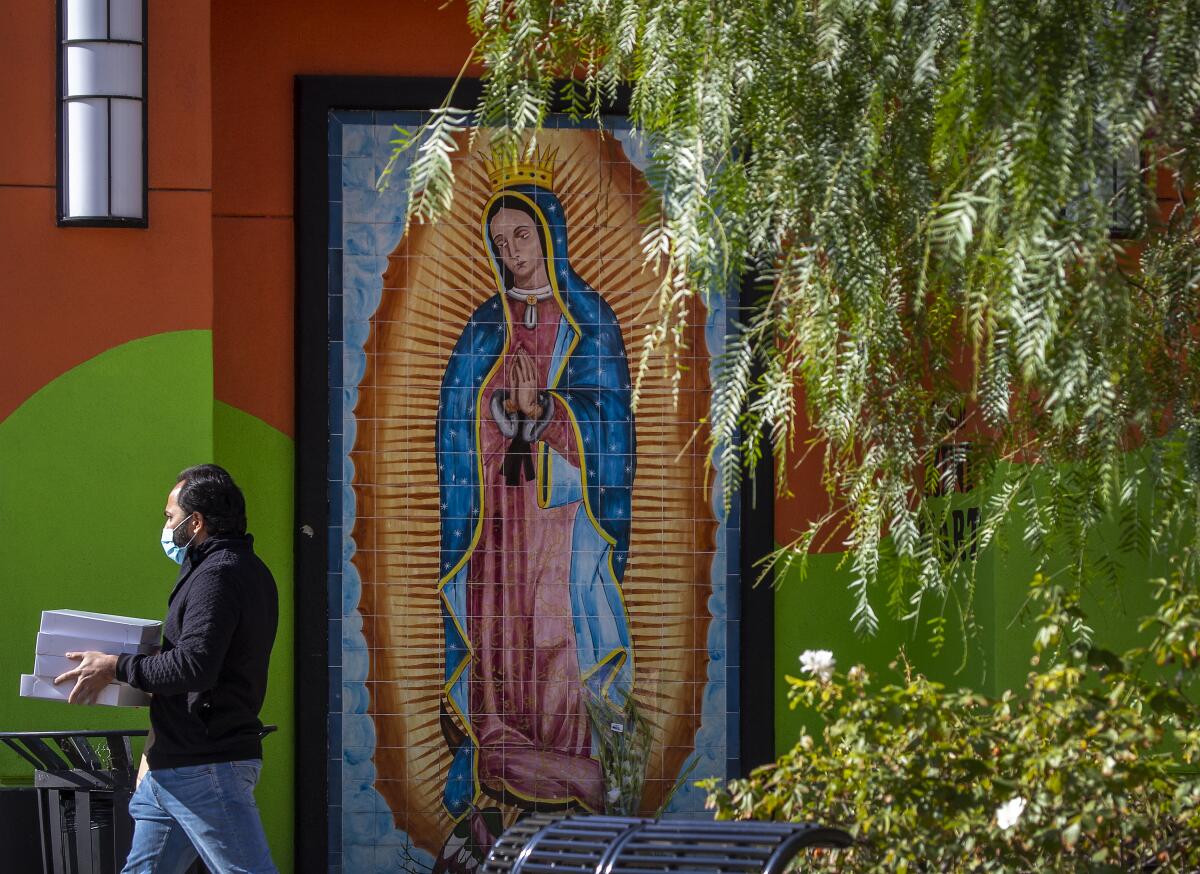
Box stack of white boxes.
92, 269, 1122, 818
19, 610, 161, 707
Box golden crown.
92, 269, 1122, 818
481, 146, 559, 193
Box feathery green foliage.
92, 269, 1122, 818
703, 577, 1200, 871
393, 0, 1200, 640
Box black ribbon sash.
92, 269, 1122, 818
502, 426, 536, 485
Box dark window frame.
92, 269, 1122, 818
294, 75, 774, 873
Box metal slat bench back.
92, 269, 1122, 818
0, 729, 148, 874
0, 727, 275, 874
483, 814, 853, 874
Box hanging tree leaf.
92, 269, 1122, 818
393, 0, 1200, 640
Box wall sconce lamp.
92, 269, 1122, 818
57, 0, 147, 226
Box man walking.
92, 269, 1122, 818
55, 464, 279, 873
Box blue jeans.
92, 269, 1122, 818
122, 759, 278, 874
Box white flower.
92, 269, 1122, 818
799, 649, 836, 683
607, 787, 621, 804
995, 796, 1026, 830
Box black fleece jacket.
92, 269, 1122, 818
116, 534, 278, 769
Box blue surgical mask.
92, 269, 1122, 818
160, 513, 196, 564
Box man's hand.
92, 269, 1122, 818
54, 651, 119, 705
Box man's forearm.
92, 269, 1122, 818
117, 647, 221, 694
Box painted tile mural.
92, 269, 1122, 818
327, 111, 739, 874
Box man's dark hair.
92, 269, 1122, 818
176, 464, 247, 536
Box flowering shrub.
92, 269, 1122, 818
799, 649, 837, 683
703, 575, 1200, 872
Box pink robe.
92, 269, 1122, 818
468, 295, 603, 810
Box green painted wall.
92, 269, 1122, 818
774, 548, 990, 749
978, 462, 1168, 696
0, 331, 212, 760
0, 334, 295, 870
775, 464, 1170, 753
213, 399, 296, 873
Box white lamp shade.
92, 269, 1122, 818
65, 98, 110, 217
64, 0, 108, 41
65, 42, 142, 98
64, 0, 142, 42
109, 98, 144, 219
59, 0, 145, 223
108, 0, 143, 41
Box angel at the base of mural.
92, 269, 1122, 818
432, 148, 640, 872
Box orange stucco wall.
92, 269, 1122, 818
0, 0, 474, 427
0, 0, 213, 421
210, 0, 477, 436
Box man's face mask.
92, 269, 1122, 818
160, 512, 196, 564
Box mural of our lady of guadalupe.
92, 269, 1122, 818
345, 124, 723, 874
433, 149, 637, 870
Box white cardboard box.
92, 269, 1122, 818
32, 653, 103, 679
19, 674, 150, 707
32, 654, 78, 679
39, 610, 161, 646
35, 632, 158, 658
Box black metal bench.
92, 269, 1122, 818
0, 728, 146, 874
1, 725, 277, 874
483, 813, 853, 874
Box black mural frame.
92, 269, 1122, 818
295, 74, 773, 873
738, 279, 777, 775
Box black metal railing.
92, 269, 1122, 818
1, 725, 277, 874
0, 729, 147, 874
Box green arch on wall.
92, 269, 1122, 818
0, 331, 214, 741
213, 398, 296, 874
0, 331, 295, 870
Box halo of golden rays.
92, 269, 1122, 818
349, 128, 718, 856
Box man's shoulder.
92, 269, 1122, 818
193, 539, 275, 586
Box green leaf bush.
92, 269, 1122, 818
703, 573, 1200, 872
